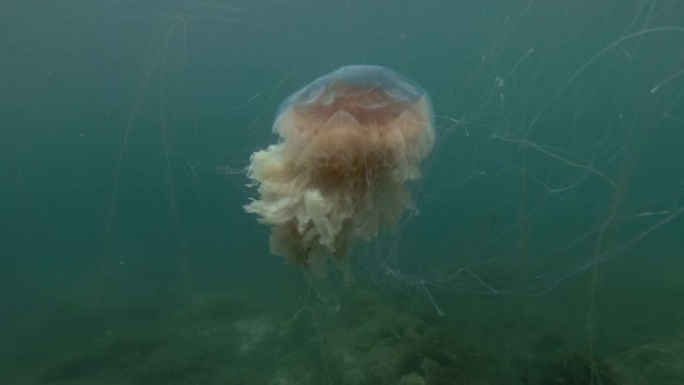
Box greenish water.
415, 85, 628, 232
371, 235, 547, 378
1, 0, 683, 384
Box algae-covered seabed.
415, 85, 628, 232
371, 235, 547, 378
1, 249, 682, 385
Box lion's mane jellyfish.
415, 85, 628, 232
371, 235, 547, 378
244, 65, 434, 286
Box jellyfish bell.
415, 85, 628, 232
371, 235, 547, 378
244, 64, 434, 290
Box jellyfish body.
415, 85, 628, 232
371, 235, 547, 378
244, 65, 434, 281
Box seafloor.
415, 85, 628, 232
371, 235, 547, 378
1, 256, 682, 385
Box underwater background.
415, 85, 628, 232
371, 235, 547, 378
1, 0, 684, 384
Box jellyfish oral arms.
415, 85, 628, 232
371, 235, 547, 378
244, 65, 435, 277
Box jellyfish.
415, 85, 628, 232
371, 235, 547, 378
244, 65, 434, 285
